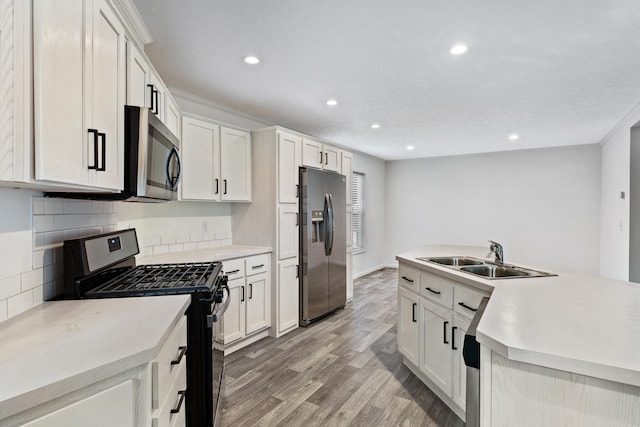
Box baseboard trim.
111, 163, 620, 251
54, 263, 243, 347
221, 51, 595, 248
353, 263, 398, 279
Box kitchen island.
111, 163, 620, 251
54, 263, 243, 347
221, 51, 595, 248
397, 245, 640, 426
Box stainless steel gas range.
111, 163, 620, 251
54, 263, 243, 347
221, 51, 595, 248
63, 228, 229, 427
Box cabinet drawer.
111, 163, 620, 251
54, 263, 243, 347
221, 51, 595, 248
420, 271, 454, 308
246, 253, 269, 276
454, 285, 488, 320
152, 316, 187, 410
153, 362, 187, 427
223, 258, 245, 279
398, 264, 420, 293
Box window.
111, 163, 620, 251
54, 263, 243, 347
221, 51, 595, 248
352, 172, 364, 251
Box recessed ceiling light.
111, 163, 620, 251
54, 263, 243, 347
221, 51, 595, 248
509, 134, 520, 141
326, 99, 338, 106
244, 56, 260, 65
371, 123, 380, 129
450, 44, 468, 55
407, 145, 415, 151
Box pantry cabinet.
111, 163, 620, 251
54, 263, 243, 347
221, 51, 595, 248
302, 138, 340, 172
181, 116, 251, 202
33, 0, 126, 190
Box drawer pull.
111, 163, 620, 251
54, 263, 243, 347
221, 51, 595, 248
252, 264, 265, 269
426, 287, 441, 295
171, 346, 187, 365
443, 321, 449, 344
226, 269, 240, 275
171, 390, 186, 414
458, 302, 478, 312
412, 303, 417, 322
452, 326, 458, 350
401, 276, 414, 283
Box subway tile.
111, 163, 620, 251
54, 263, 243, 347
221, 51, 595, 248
33, 233, 46, 250
0, 275, 21, 300
44, 198, 65, 214
183, 242, 197, 252
33, 215, 55, 233
33, 286, 44, 305
140, 236, 162, 247
176, 234, 190, 244
203, 232, 216, 241
44, 231, 65, 248
161, 235, 176, 245
92, 201, 105, 213
54, 214, 93, 230
139, 247, 152, 256
43, 282, 56, 301
152, 245, 169, 255
8, 290, 34, 318
63, 227, 103, 241
190, 232, 204, 242
220, 239, 232, 247
44, 263, 63, 284
64, 199, 94, 214
210, 240, 222, 248
32, 198, 45, 215
196, 241, 211, 250
21, 268, 44, 291
169, 243, 184, 253
32, 249, 55, 269
53, 247, 64, 264
103, 224, 117, 233
0, 299, 7, 322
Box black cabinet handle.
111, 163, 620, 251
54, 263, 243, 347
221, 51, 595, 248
171, 346, 187, 365
458, 302, 478, 312
412, 302, 417, 322
226, 269, 240, 275
452, 327, 458, 350
97, 132, 106, 171
171, 390, 186, 414
249, 283, 253, 299
215, 178, 219, 194
153, 89, 159, 115
88, 129, 99, 170
296, 213, 299, 226
223, 179, 228, 195
325, 152, 328, 165
251, 264, 264, 269
241, 285, 245, 302
296, 265, 300, 278
401, 276, 414, 283
426, 287, 441, 295
443, 321, 449, 344
319, 151, 323, 164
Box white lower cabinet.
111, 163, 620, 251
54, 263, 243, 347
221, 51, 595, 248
21, 381, 134, 427
276, 258, 299, 335
397, 261, 489, 420
216, 254, 272, 353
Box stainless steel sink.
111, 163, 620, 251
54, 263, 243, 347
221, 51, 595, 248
417, 256, 555, 279
419, 256, 484, 266
460, 265, 530, 278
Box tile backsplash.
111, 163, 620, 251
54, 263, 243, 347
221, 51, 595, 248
0, 195, 232, 323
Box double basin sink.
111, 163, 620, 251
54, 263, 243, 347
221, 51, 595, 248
417, 256, 555, 279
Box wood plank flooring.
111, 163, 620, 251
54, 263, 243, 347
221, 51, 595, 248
219, 268, 465, 427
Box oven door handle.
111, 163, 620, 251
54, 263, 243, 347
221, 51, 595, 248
207, 282, 230, 328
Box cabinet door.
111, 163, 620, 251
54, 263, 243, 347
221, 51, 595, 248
126, 43, 150, 108
398, 288, 419, 366
23, 380, 134, 427
323, 145, 340, 172
420, 297, 453, 395
222, 278, 245, 344
277, 132, 301, 204
181, 117, 220, 200
301, 138, 323, 168
164, 94, 181, 139
245, 273, 270, 334
33, 0, 86, 186
278, 206, 299, 260
277, 259, 299, 334
342, 151, 353, 205
88, 0, 126, 190
452, 315, 470, 411
220, 127, 251, 201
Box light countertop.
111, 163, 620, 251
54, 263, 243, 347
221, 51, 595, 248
396, 245, 640, 387
0, 295, 191, 419
137, 244, 272, 265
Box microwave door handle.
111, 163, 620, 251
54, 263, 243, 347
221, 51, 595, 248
166, 147, 181, 190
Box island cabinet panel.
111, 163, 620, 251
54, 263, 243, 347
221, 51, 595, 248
419, 297, 453, 394
398, 286, 419, 365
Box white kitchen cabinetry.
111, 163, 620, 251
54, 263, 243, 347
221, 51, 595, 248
342, 150, 353, 205
181, 116, 251, 202
397, 261, 489, 421
302, 138, 340, 172
215, 254, 271, 353
33, 0, 126, 190
277, 258, 300, 334
277, 132, 302, 204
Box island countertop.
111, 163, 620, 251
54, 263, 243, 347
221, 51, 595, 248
0, 295, 191, 419
396, 245, 640, 387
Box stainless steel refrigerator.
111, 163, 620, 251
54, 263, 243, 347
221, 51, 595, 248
299, 167, 347, 327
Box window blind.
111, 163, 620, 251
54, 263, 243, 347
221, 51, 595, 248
352, 172, 364, 250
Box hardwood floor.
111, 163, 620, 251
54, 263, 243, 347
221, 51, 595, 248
219, 268, 465, 427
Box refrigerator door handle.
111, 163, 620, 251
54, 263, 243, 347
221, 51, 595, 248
324, 193, 334, 256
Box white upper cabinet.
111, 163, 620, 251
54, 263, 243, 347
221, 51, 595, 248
164, 94, 182, 139
301, 138, 340, 172
34, 0, 126, 190
220, 127, 252, 201
341, 150, 353, 205
181, 116, 251, 202
277, 132, 302, 204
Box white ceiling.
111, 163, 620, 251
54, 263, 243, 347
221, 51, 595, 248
132, 0, 640, 160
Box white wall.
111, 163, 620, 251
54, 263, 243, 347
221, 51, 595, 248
385, 145, 602, 274
629, 128, 640, 282
352, 152, 387, 277
599, 103, 640, 280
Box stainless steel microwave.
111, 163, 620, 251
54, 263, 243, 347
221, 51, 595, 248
46, 106, 182, 202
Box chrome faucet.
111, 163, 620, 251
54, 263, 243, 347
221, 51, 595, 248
487, 240, 504, 264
